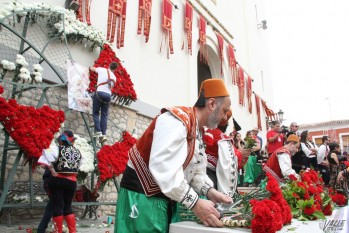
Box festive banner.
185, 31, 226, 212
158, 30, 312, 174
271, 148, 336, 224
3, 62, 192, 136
76, 0, 92, 25
255, 94, 262, 130
247, 76, 252, 113
199, 16, 208, 63
160, 0, 174, 58
85, 0, 91, 25
261, 98, 276, 122
106, 0, 127, 48
228, 44, 237, 85
137, 0, 152, 42
216, 32, 224, 75
182, 1, 193, 55
238, 66, 245, 106
67, 60, 93, 114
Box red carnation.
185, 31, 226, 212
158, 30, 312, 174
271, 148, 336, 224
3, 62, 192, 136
304, 206, 316, 215
0, 85, 4, 94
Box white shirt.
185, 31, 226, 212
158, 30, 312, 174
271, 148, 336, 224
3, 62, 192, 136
317, 144, 329, 164
127, 112, 213, 208
301, 142, 318, 158
96, 67, 117, 95
277, 153, 299, 179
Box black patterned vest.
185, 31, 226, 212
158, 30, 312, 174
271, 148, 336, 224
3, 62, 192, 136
53, 145, 82, 173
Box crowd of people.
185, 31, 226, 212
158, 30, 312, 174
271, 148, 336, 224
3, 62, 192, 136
34, 77, 349, 233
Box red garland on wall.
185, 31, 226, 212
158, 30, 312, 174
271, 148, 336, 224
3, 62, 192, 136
228, 44, 237, 85
106, 0, 127, 48
95, 131, 137, 189
199, 16, 208, 63
247, 76, 253, 113
216, 32, 224, 75
238, 65, 245, 106
255, 94, 262, 130
88, 44, 137, 106
137, 0, 153, 42
160, 0, 174, 58
183, 1, 193, 55
0, 85, 65, 159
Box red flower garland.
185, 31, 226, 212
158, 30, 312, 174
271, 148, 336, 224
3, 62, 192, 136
95, 131, 137, 189
88, 44, 137, 106
0, 86, 65, 159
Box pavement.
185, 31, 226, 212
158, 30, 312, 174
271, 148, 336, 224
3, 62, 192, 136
0, 215, 115, 233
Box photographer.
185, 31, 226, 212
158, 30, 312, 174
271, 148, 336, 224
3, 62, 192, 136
266, 121, 285, 157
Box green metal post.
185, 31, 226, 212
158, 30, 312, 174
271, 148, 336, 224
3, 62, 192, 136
0, 150, 23, 211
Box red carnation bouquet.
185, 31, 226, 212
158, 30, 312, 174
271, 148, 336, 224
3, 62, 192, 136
0, 85, 65, 159
88, 44, 137, 106
282, 169, 334, 220
94, 131, 137, 190
220, 172, 292, 233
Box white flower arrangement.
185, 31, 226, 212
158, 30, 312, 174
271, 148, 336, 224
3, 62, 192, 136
33, 72, 42, 82
16, 54, 28, 67
74, 135, 95, 173
1, 60, 16, 71
19, 67, 31, 81
1, 2, 108, 47
33, 64, 44, 72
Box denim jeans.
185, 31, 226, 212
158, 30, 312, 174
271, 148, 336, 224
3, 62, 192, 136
93, 91, 111, 135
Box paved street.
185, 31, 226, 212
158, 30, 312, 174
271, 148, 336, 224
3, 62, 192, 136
0, 215, 114, 233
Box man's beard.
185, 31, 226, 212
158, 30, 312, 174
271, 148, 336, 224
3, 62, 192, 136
207, 107, 220, 129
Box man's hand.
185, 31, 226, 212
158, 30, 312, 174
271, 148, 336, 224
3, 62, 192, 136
207, 188, 232, 204
191, 199, 223, 227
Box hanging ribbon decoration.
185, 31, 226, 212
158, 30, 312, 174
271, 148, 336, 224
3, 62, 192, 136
182, 1, 193, 55
137, 0, 153, 43
75, 0, 92, 24
261, 98, 276, 125
255, 94, 262, 130
247, 76, 253, 113
160, 0, 174, 58
238, 65, 245, 106
106, 0, 127, 48
85, 0, 92, 25
76, 0, 83, 21
199, 16, 208, 63
228, 44, 237, 85
216, 32, 224, 75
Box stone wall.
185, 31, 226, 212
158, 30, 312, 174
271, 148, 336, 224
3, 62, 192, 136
0, 82, 153, 221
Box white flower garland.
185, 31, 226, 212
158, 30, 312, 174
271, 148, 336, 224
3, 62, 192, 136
0, 1, 108, 47
74, 134, 95, 173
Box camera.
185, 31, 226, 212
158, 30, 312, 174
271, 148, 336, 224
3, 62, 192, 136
281, 125, 289, 134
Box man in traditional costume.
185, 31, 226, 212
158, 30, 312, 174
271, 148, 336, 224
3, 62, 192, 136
205, 109, 243, 198
263, 134, 300, 182
115, 79, 233, 233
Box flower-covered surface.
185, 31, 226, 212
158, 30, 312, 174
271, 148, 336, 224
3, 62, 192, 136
0, 85, 64, 159
88, 44, 137, 106
0, 1, 108, 47
95, 131, 137, 190
74, 135, 95, 174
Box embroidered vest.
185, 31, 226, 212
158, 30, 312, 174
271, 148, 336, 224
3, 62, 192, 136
265, 147, 291, 181
53, 145, 82, 173
129, 106, 197, 196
